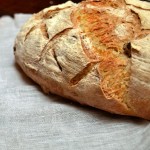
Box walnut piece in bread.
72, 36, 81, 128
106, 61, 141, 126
14, 0, 150, 120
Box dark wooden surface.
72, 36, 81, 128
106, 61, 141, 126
0, 0, 81, 16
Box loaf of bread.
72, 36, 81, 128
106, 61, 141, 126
14, 0, 150, 120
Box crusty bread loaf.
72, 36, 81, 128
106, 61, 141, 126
14, 0, 150, 120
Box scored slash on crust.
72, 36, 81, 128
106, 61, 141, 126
70, 62, 96, 86
39, 27, 73, 61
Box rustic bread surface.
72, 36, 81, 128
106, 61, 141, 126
14, 0, 150, 119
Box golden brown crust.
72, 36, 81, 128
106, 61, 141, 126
14, 0, 150, 120
127, 34, 150, 119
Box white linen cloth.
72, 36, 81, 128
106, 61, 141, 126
0, 14, 150, 150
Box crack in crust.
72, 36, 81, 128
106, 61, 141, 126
24, 25, 37, 41
126, 3, 150, 11
40, 23, 49, 39
43, 10, 60, 19
43, 6, 72, 19
70, 63, 96, 86
38, 40, 51, 61
50, 27, 73, 41
52, 49, 62, 71
25, 23, 49, 42
39, 27, 73, 61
